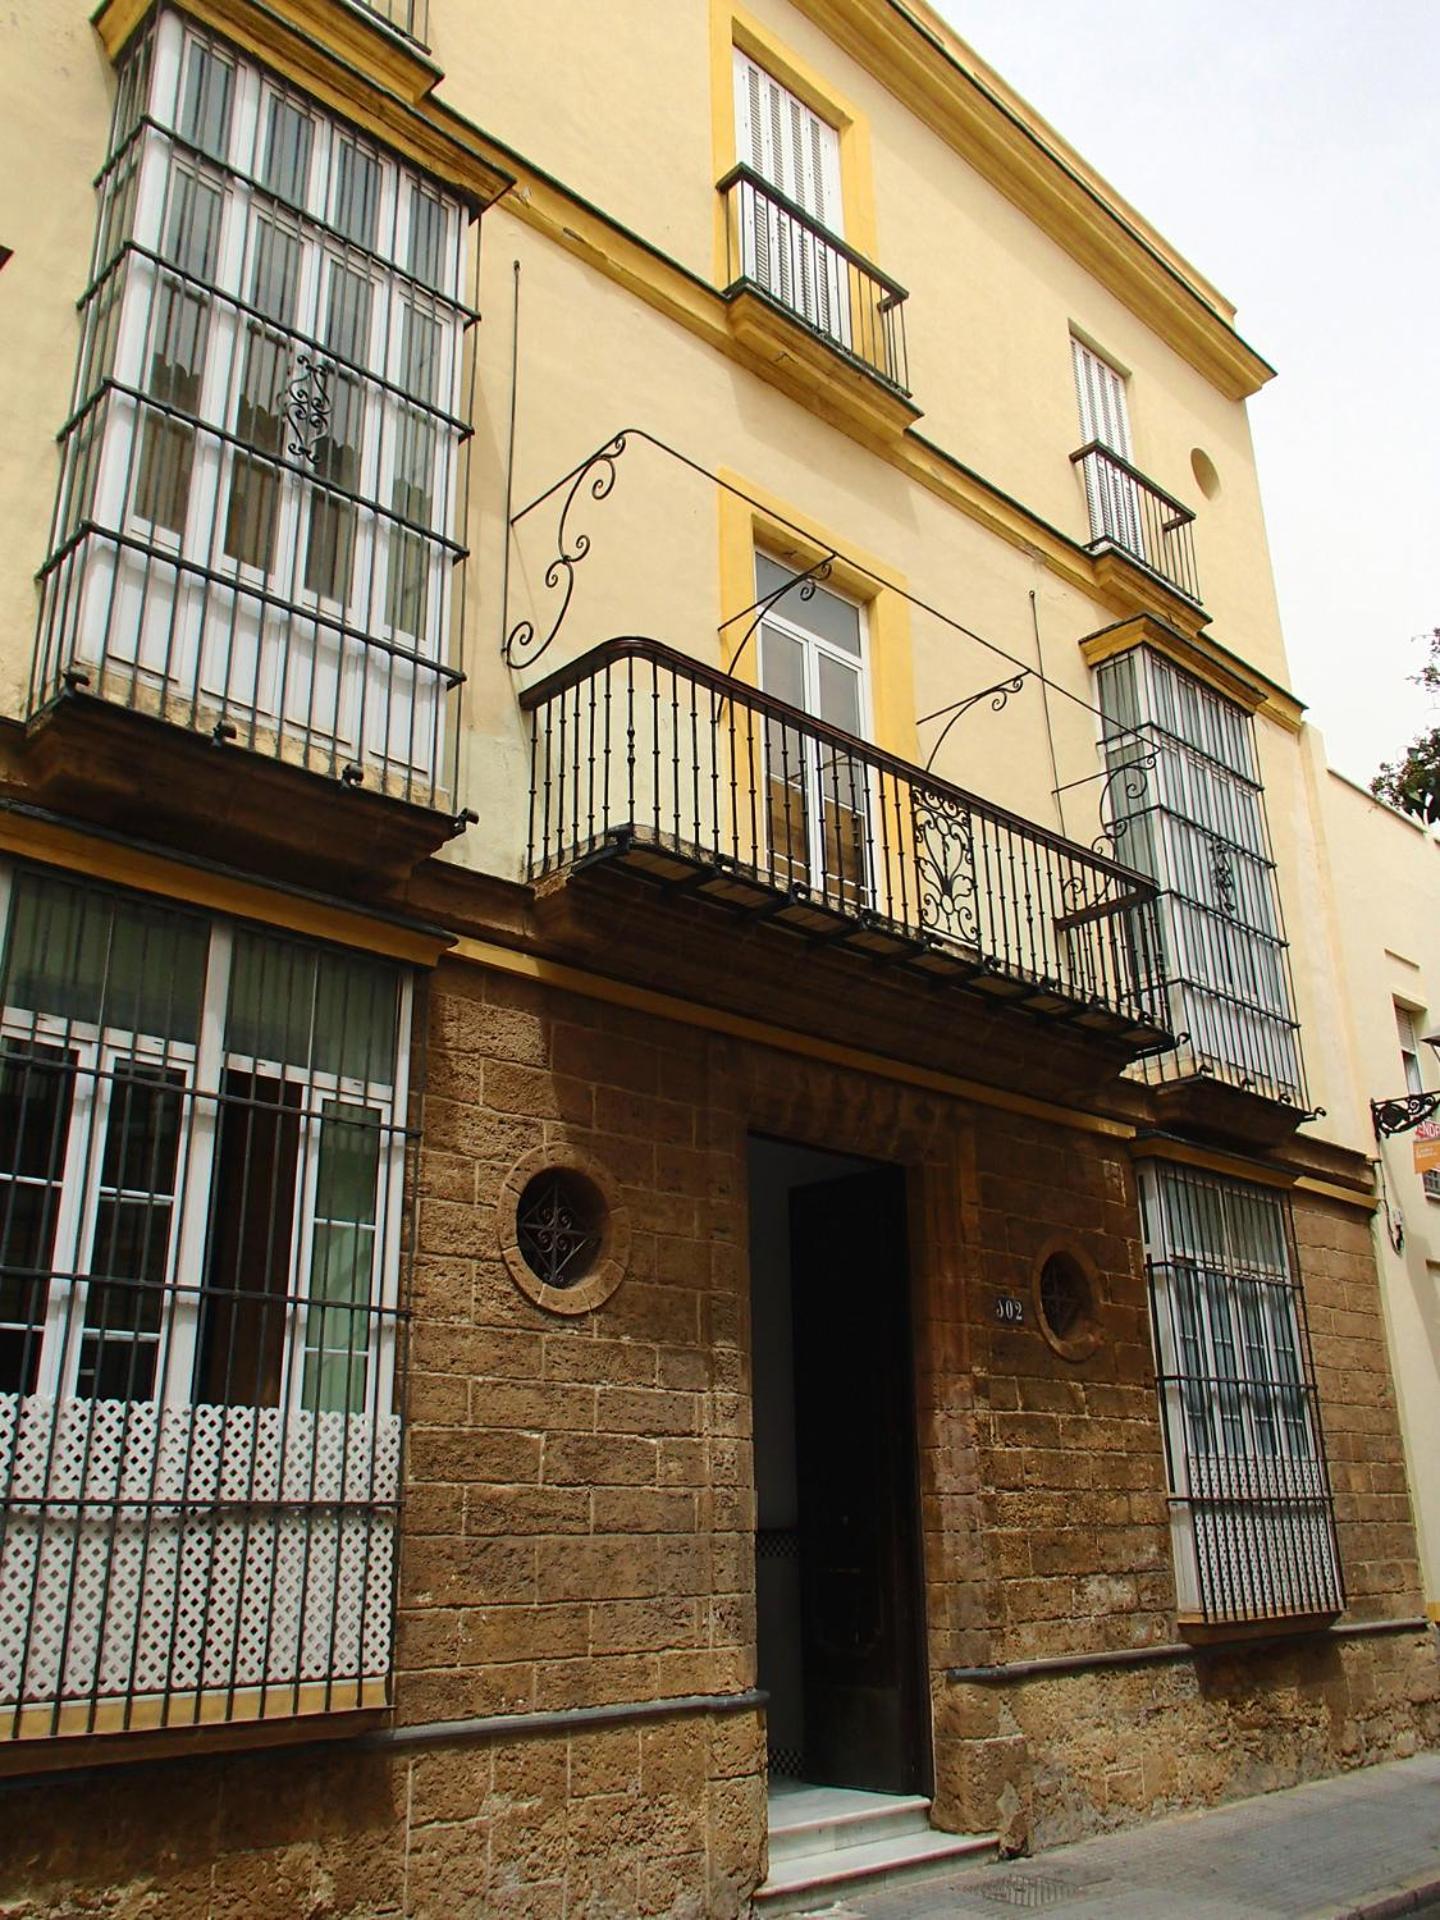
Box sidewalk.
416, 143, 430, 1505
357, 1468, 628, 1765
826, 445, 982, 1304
791, 1752, 1440, 1920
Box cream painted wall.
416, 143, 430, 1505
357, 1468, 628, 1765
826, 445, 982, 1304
0, 7, 113, 717
0, 1, 1343, 1149
1319, 768, 1440, 1609
428, 0, 1292, 686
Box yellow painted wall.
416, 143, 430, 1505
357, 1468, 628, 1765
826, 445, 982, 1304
1319, 767, 1440, 1611
0, 7, 112, 716
0, 0, 1348, 1146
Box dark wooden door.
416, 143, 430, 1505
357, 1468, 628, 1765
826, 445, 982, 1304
788, 1166, 927, 1793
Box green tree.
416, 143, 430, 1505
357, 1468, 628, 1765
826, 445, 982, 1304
1372, 629, 1440, 824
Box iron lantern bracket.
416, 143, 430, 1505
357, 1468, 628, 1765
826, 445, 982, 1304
1371, 1090, 1440, 1138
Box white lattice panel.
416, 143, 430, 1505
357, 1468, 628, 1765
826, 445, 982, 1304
1180, 1453, 1341, 1618
0, 1395, 399, 1711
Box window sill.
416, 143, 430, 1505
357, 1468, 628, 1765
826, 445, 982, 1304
1176, 1611, 1341, 1649
723, 284, 922, 441
0, 1680, 390, 1778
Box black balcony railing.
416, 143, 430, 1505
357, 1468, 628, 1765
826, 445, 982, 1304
350, 0, 430, 47
521, 639, 1171, 1044
1071, 442, 1200, 605
719, 164, 910, 396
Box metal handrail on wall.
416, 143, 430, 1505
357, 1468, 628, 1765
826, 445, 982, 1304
1071, 440, 1201, 605
718, 163, 911, 396
521, 636, 1171, 1040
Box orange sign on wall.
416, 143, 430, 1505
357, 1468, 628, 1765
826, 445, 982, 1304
1414, 1120, 1440, 1175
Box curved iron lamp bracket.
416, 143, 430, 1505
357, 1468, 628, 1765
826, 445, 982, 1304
503, 433, 629, 671
1372, 1091, 1440, 1138
720, 552, 837, 679
918, 672, 1030, 773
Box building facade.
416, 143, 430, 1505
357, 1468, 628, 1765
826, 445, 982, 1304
0, 0, 1434, 1913
1320, 769, 1440, 1625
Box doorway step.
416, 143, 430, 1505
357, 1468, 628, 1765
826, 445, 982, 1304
755, 1783, 997, 1911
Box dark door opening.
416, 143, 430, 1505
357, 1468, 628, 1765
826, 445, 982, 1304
749, 1136, 929, 1797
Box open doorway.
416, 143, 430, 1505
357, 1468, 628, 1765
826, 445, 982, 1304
748, 1135, 930, 1798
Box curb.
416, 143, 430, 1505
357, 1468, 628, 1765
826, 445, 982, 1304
1317, 1873, 1440, 1920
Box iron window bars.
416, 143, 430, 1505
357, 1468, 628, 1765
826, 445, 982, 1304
1141, 1163, 1343, 1624
1096, 648, 1307, 1109
521, 636, 1170, 1044
1071, 442, 1201, 606
0, 864, 413, 1740
719, 164, 911, 396
34, 11, 470, 809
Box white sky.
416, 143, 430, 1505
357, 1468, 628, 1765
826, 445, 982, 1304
932, 0, 1440, 785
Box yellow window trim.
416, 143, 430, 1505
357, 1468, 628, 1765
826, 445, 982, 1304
0, 811, 451, 968
1129, 1135, 1378, 1214
1079, 613, 1306, 734
92, 0, 513, 209
716, 471, 918, 766
709, 0, 881, 284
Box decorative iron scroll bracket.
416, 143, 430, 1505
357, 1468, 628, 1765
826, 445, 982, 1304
1372, 1091, 1440, 1138
285, 353, 333, 464
719, 551, 837, 678
918, 672, 1030, 773
1091, 751, 1158, 860
503, 433, 629, 670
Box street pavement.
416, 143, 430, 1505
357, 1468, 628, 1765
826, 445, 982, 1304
789, 1751, 1440, 1919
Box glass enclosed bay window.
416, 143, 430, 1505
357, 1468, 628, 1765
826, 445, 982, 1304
0, 866, 412, 1739
1096, 648, 1304, 1104
34, 10, 470, 806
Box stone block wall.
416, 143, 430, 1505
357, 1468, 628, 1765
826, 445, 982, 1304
3, 951, 1436, 1914
0, 1708, 765, 1918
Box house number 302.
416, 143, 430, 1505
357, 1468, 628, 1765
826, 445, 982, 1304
994, 1295, 1025, 1325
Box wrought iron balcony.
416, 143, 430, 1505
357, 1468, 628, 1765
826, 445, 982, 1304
719, 164, 910, 397
1071, 442, 1200, 606
521, 639, 1171, 1048
348, 0, 430, 47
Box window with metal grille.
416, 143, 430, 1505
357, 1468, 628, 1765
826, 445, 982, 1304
1096, 648, 1304, 1105
1141, 1163, 1343, 1625
0, 863, 412, 1740
34, 10, 470, 808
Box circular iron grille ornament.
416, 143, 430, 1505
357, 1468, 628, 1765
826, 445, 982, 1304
515, 1168, 605, 1289
1039, 1254, 1087, 1340
1033, 1245, 1102, 1361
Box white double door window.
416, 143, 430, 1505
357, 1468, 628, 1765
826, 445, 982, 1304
755, 555, 871, 905
1072, 337, 1144, 558
732, 48, 849, 348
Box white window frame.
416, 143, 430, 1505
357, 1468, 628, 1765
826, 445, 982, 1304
755, 555, 873, 906
53, 11, 466, 782
0, 869, 410, 1423
1142, 1163, 1342, 1622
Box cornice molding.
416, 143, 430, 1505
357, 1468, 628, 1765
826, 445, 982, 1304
1079, 614, 1306, 733
92, 0, 513, 208
788, 0, 1275, 401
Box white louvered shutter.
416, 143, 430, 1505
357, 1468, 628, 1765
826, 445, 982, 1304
732, 48, 843, 235
732, 49, 849, 350
1071, 338, 1142, 556
1072, 338, 1132, 458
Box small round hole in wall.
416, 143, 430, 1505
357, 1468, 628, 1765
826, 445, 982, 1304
1190, 448, 1221, 500
499, 1147, 630, 1316
1033, 1245, 1103, 1361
